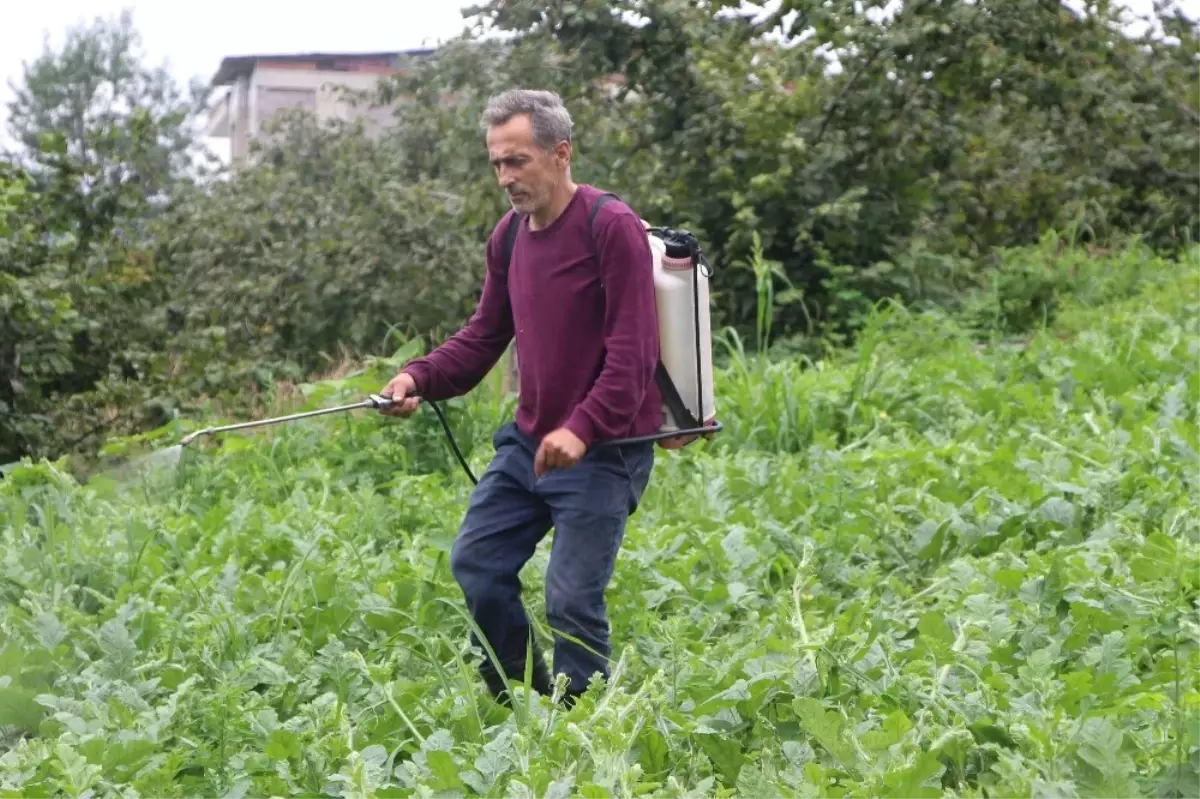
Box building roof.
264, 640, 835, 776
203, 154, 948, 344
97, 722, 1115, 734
210, 49, 436, 85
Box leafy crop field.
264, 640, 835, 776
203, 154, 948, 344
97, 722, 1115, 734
2, 244, 1198, 798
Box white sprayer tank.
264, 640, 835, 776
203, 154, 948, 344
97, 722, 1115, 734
646, 224, 716, 435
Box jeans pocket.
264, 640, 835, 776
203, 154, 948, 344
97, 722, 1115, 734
491, 421, 516, 451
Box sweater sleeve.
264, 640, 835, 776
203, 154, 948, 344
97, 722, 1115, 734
401, 215, 515, 401
563, 208, 660, 447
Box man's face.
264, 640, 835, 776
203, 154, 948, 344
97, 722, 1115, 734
486, 114, 569, 216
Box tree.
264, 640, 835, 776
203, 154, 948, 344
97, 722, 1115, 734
0, 8, 211, 464
5, 7, 211, 168
461, 0, 1198, 345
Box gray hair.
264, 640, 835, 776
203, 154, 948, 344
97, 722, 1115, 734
480, 89, 573, 151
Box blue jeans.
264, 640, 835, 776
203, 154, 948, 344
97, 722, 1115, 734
449, 421, 654, 697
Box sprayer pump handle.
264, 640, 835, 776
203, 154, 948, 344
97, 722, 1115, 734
370, 392, 424, 408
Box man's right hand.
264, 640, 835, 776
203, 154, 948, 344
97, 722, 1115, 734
379, 371, 420, 417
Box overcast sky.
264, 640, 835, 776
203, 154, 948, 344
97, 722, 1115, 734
0, 0, 480, 155
0, 0, 1191, 157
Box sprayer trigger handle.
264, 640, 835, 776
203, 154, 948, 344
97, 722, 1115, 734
369, 394, 394, 409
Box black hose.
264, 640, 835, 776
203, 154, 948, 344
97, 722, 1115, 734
379, 391, 478, 485
424, 400, 478, 485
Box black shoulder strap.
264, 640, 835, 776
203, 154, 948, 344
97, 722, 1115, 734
588, 192, 621, 232
587, 192, 621, 280
501, 210, 522, 268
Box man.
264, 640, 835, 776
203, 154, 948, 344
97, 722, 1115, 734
379, 88, 663, 707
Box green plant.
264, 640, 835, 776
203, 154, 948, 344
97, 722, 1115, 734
2, 248, 1195, 798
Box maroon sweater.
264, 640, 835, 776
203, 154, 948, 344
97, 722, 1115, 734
401, 184, 662, 447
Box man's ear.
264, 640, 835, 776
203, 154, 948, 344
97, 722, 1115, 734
555, 140, 571, 168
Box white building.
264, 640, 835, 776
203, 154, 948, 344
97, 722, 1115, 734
203, 50, 433, 163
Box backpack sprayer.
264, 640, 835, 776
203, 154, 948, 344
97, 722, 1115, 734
177, 209, 722, 485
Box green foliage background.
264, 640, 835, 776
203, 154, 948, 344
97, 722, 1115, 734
1, 1, 1197, 469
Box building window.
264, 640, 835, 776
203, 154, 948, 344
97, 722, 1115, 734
257, 86, 316, 129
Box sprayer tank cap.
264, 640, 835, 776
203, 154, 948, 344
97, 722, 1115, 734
662, 231, 694, 259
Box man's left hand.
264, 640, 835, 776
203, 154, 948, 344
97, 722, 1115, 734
534, 428, 586, 477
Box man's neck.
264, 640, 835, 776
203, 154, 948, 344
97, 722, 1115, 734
529, 180, 579, 231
